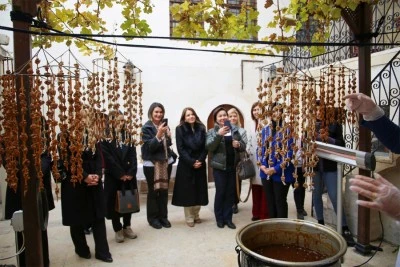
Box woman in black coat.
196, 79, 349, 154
141, 102, 176, 229
172, 107, 208, 227
3, 117, 55, 267
59, 133, 113, 263
101, 113, 138, 243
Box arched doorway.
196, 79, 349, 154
206, 104, 244, 182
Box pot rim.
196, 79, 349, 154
236, 218, 348, 267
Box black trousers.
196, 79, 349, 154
143, 164, 172, 223
111, 213, 132, 232
293, 167, 306, 211
213, 169, 235, 223
70, 218, 110, 258
262, 178, 290, 218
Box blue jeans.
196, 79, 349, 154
312, 171, 347, 226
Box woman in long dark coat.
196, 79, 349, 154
3, 117, 55, 267
101, 113, 138, 243
59, 133, 112, 263
172, 107, 208, 227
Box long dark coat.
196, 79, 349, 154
60, 148, 106, 226
172, 123, 208, 207
5, 153, 55, 220
100, 139, 138, 219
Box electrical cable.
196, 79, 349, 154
0, 232, 25, 260
0, 25, 285, 57
353, 212, 384, 267
0, 25, 398, 59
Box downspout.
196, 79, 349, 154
241, 60, 263, 90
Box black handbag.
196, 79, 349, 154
115, 183, 140, 214
237, 152, 256, 180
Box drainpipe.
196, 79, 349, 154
241, 60, 263, 90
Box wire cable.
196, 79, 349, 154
0, 232, 25, 260
0, 25, 398, 59
353, 211, 384, 267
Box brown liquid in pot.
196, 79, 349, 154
255, 244, 328, 262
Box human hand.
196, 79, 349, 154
349, 173, 400, 221
85, 174, 99, 186
217, 126, 230, 136
232, 139, 240, 149
265, 167, 276, 176
156, 123, 169, 139
120, 175, 128, 181
260, 165, 275, 176
344, 93, 384, 121
193, 160, 202, 169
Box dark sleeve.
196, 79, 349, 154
206, 129, 223, 152
327, 123, 345, 147
95, 144, 103, 177
176, 126, 196, 166
238, 128, 247, 152
126, 146, 138, 178
142, 125, 164, 153
100, 141, 125, 180
198, 128, 208, 162
362, 116, 400, 154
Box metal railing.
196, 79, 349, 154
283, 0, 400, 73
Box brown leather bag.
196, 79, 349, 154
115, 184, 140, 214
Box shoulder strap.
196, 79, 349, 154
236, 169, 252, 203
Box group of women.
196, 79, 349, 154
4, 99, 356, 265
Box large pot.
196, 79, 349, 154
236, 219, 347, 267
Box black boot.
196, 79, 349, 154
342, 226, 355, 247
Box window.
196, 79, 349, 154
170, 0, 204, 37
169, 0, 257, 39
295, 16, 318, 43
225, 0, 258, 40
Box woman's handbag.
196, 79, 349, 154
115, 183, 140, 214
237, 151, 256, 180
235, 151, 255, 203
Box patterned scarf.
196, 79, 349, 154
154, 137, 169, 191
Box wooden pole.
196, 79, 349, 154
12, 1, 44, 266
355, 2, 373, 254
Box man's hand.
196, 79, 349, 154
344, 93, 384, 121
349, 173, 400, 221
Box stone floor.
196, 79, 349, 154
0, 181, 398, 267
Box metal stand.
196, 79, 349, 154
354, 243, 383, 255
336, 163, 343, 234
315, 142, 376, 236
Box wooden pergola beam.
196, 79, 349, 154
12, 0, 44, 266
342, 2, 374, 255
